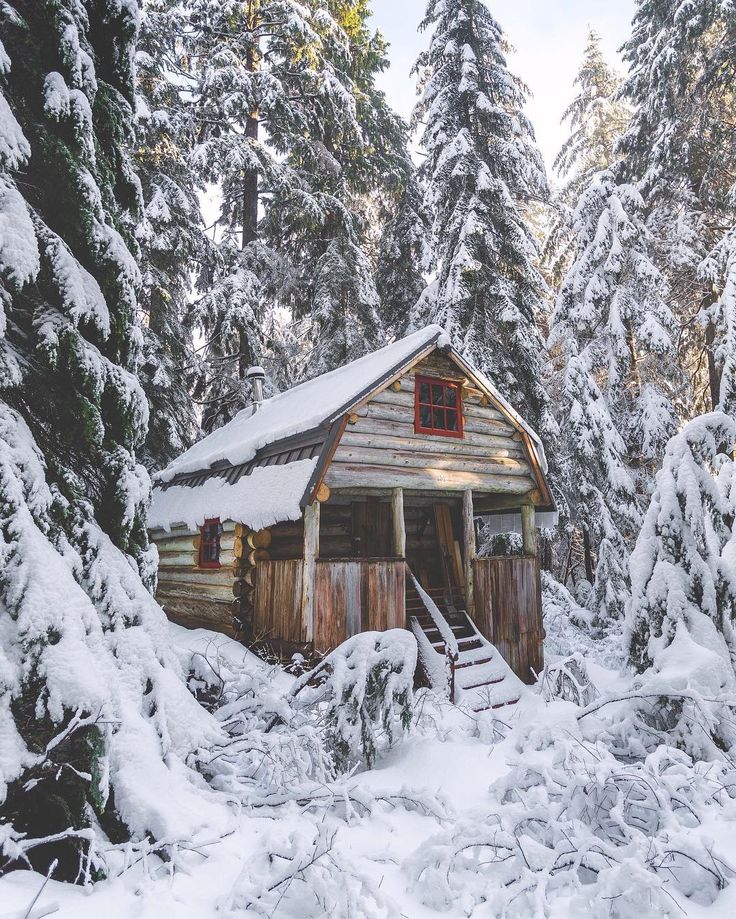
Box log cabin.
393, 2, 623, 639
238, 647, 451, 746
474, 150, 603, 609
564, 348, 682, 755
149, 325, 556, 701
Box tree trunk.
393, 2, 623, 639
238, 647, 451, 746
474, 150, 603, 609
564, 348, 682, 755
583, 527, 595, 584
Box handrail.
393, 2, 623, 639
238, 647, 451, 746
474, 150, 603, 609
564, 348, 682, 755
407, 568, 459, 702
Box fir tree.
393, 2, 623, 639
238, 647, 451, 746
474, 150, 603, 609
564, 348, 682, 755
0, 0, 218, 878
618, 0, 736, 413
625, 413, 736, 755
549, 170, 676, 619
134, 0, 207, 467
410, 0, 550, 430
545, 30, 629, 287
375, 169, 429, 338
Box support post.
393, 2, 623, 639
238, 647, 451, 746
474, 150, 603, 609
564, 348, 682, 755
521, 503, 537, 557
391, 487, 406, 558
302, 500, 320, 643
462, 489, 476, 617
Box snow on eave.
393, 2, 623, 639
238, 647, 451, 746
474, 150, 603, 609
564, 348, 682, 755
155, 325, 445, 484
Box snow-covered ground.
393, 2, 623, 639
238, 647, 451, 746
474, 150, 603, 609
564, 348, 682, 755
3, 623, 736, 919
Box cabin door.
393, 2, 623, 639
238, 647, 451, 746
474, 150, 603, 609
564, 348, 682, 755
351, 498, 391, 558
433, 503, 464, 604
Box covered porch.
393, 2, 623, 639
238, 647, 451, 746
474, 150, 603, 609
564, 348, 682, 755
252, 487, 543, 683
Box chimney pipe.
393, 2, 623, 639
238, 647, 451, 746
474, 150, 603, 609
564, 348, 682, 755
246, 365, 265, 411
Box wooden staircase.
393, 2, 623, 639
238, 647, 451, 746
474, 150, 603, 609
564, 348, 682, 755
406, 576, 524, 713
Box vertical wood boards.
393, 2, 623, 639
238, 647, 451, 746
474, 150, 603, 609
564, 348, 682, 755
433, 502, 462, 600
473, 556, 543, 684
313, 560, 406, 654
254, 559, 305, 643
351, 498, 391, 557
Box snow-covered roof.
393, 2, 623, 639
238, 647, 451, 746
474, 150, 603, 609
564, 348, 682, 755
149, 458, 317, 533
151, 324, 552, 525
156, 325, 444, 483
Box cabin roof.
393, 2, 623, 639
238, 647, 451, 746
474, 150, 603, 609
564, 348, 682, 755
150, 326, 554, 531
156, 325, 447, 484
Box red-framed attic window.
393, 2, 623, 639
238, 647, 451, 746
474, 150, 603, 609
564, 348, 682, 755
414, 375, 463, 438
199, 518, 222, 568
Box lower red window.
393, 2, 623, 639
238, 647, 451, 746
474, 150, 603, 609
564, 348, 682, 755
414, 375, 463, 437
199, 518, 222, 568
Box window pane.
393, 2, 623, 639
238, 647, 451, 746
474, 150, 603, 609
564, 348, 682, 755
445, 386, 458, 408
446, 410, 458, 431
431, 383, 444, 405
433, 407, 444, 429
418, 381, 430, 403
419, 404, 432, 428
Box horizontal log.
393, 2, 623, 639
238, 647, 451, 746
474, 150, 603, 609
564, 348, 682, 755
370, 388, 507, 423
355, 402, 514, 440
350, 415, 516, 443
247, 529, 272, 549
153, 532, 236, 554
324, 463, 536, 493
156, 586, 230, 609
339, 429, 524, 458
331, 445, 530, 476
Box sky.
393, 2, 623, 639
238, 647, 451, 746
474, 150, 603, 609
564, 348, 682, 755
368, 0, 637, 178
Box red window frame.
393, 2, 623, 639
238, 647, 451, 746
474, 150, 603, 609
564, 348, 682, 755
199, 517, 222, 568
414, 375, 464, 438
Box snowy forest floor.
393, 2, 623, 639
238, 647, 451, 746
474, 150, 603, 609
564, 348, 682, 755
3, 623, 736, 919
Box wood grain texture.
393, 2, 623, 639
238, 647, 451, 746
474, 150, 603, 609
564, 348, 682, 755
324, 363, 537, 495
313, 560, 406, 654
472, 556, 543, 684
254, 559, 305, 643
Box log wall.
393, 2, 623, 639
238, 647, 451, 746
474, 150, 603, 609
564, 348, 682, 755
473, 556, 543, 684
151, 522, 237, 634
324, 352, 537, 494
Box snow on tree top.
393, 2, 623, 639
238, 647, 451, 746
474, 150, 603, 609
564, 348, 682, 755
156, 324, 547, 483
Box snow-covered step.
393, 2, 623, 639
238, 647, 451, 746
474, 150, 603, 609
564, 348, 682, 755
407, 570, 526, 713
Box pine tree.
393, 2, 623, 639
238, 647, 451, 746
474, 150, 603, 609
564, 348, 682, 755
549, 170, 676, 619
270, 0, 408, 376
375, 169, 429, 338
625, 413, 736, 755
135, 0, 207, 467
618, 0, 736, 413
545, 30, 629, 287
410, 0, 550, 432
0, 0, 217, 878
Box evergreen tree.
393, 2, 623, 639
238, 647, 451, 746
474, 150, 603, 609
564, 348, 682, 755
545, 30, 629, 287
135, 0, 207, 467
549, 170, 676, 619
0, 0, 217, 878
618, 0, 736, 413
410, 0, 550, 431
375, 169, 429, 338
270, 0, 408, 376
625, 413, 736, 755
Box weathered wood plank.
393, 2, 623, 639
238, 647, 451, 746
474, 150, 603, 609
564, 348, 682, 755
302, 501, 319, 643
331, 445, 530, 476
346, 416, 516, 446
253, 559, 305, 643
391, 487, 405, 558
462, 489, 476, 618
340, 430, 524, 458
324, 463, 536, 493
472, 556, 542, 684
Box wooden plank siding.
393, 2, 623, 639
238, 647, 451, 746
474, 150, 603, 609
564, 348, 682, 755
473, 556, 543, 684
254, 559, 305, 643
324, 352, 537, 495
313, 560, 406, 654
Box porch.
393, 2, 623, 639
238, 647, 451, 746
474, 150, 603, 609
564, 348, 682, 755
251, 488, 543, 683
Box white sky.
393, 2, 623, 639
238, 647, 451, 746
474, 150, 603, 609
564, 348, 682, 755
368, 0, 637, 179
